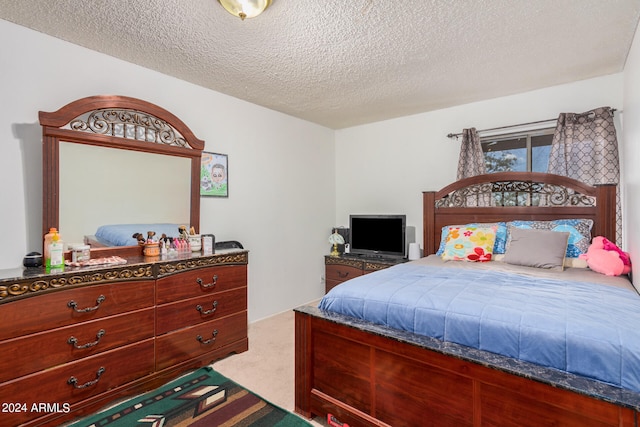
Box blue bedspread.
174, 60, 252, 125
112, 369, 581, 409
319, 262, 640, 392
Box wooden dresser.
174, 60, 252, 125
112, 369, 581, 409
324, 255, 406, 293
0, 250, 248, 427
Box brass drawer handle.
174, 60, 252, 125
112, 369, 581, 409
68, 329, 106, 349
196, 275, 218, 289
67, 367, 105, 389
196, 329, 218, 345
67, 295, 106, 313
196, 301, 218, 316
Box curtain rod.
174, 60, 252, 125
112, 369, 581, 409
446, 108, 618, 139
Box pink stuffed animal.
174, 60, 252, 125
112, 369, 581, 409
601, 237, 632, 267
579, 236, 631, 276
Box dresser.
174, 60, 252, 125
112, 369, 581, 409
324, 255, 406, 292
0, 250, 248, 427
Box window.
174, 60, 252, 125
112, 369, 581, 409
481, 128, 554, 173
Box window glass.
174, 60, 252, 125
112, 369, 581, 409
531, 134, 553, 172
482, 137, 526, 172
481, 129, 553, 173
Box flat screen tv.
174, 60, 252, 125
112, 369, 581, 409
349, 214, 406, 259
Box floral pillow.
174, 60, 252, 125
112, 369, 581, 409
436, 222, 507, 255
441, 225, 497, 262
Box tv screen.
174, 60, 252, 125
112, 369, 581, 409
349, 214, 406, 259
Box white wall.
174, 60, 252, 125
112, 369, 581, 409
0, 20, 335, 321
622, 20, 640, 278
335, 74, 625, 250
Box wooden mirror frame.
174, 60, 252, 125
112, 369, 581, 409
39, 95, 204, 256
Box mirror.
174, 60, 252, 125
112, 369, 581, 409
59, 142, 192, 244
40, 95, 204, 255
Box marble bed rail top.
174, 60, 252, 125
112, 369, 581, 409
295, 304, 640, 412
0, 249, 248, 304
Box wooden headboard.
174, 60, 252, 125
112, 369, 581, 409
423, 172, 616, 256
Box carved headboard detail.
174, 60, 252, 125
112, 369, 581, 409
423, 172, 616, 256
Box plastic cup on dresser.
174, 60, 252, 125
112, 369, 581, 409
189, 234, 202, 251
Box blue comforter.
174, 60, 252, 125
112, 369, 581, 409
319, 262, 640, 392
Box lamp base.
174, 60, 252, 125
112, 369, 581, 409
330, 243, 340, 257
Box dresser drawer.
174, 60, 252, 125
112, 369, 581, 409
0, 339, 154, 427
325, 264, 363, 284
156, 311, 247, 370
156, 265, 246, 304
157, 287, 247, 335
0, 280, 155, 341
0, 308, 154, 384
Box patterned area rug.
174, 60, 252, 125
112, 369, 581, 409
68, 367, 311, 427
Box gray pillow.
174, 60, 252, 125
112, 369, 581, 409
503, 226, 569, 269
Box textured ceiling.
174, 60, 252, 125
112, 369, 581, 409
1, 0, 640, 129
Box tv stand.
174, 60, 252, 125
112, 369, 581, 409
324, 255, 407, 293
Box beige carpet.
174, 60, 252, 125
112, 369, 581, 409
213, 305, 327, 427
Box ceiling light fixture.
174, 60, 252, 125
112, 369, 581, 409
218, 0, 272, 20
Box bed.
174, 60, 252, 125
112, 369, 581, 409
295, 172, 639, 427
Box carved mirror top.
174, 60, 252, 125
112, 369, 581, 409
68, 108, 191, 148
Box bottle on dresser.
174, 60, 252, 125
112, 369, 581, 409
45, 228, 64, 270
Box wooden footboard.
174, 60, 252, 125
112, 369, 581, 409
295, 307, 639, 427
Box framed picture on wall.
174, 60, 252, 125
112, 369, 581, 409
200, 152, 228, 197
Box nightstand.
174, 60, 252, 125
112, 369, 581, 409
324, 255, 406, 293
